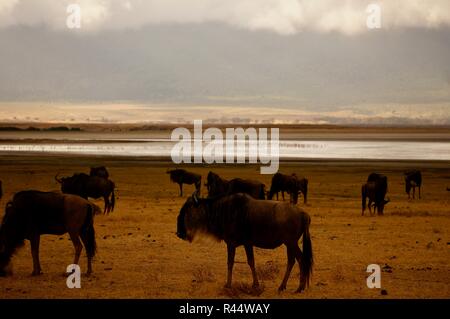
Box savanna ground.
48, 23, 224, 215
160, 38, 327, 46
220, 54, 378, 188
0, 155, 449, 299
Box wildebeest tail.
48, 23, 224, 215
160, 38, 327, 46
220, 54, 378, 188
361, 184, 367, 213
110, 184, 115, 213
301, 215, 313, 287
82, 204, 96, 258
303, 179, 308, 204
379, 176, 388, 196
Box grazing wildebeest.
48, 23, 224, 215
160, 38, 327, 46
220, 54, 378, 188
0, 191, 96, 276
268, 173, 308, 204
55, 173, 115, 214
90, 166, 109, 179
177, 193, 313, 292
166, 169, 201, 197
404, 170, 422, 199
362, 173, 389, 215
205, 171, 265, 200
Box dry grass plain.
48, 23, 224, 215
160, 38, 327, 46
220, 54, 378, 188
0, 156, 449, 299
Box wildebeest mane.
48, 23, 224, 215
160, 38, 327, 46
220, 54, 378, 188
204, 194, 250, 241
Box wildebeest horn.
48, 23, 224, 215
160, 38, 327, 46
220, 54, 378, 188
55, 173, 63, 183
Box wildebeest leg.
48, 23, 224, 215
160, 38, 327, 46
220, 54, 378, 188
412, 186, 415, 199
179, 183, 183, 197
294, 244, 306, 292
225, 244, 236, 288
69, 232, 83, 267
278, 245, 295, 292
418, 186, 421, 199
282, 191, 285, 201
244, 245, 259, 288
80, 233, 93, 275
30, 233, 42, 276
195, 181, 201, 196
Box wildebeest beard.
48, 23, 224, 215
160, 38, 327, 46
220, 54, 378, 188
177, 198, 210, 242
177, 194, 250, 243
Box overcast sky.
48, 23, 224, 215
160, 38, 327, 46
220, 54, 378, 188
0, 0, 449, 124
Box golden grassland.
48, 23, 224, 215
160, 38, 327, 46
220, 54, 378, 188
0, 156, 449, 299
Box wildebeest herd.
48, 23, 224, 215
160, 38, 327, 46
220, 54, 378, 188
0, 166, 112, 277
0, 166, 443, 293
55, 167, 115, 214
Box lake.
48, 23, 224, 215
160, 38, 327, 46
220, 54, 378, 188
0, 136, 449, 161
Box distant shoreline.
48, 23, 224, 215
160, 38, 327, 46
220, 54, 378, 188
0, 154, 449, 169
1, 122, 450, 132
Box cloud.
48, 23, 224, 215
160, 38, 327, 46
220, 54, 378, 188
0, 0, 450, 35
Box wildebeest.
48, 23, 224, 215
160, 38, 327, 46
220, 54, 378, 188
90, 166, 109, 179
268, 173, 308, 204
362, 173, 389, 215
205, 171, 266, 200
166, 169, 201, 197
55, 173, 115, 214
177, 192, 313, 292
404, 170, 422, 199
0, 191, 96, 276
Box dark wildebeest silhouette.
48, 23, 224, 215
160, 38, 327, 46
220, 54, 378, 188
404, 170, 422, 199
55, 173, 115, 214
0, 180, 2, 200
166, 169, 201, 197
362, 173, 389, 215
205, 171, 266, 200
177, 192, 313, 292
90, 166, 109, 179
268, 173, 308, 204
0, 191, 96, 276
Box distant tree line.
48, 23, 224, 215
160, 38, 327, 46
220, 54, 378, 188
0, 126, 82, 132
